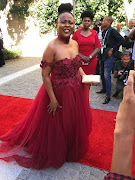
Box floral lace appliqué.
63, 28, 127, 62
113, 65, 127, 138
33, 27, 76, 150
40, 61, 54, 69
40, 55, 83, 88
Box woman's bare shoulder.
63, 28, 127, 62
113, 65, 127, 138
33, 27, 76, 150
42, 38, 58, 61
71, 39, 78, 47
47, 38, 58, 49
43, 38, 58, 53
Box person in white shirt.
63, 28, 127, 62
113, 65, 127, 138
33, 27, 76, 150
123, 19, 135, 36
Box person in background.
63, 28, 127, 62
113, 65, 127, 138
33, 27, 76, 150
0, 28, 5, 67
93, 19, 102, 40
116, 23, 122, 34
104, 70, 135, 180
113, 50, 134, 98
126, 28, 135, 61
123, 19, 135, 53
93, 18, 104, 43
115, 23, 125, 55
72, 10, 101, 89
93, 18, 104, 75
123, 19, 135, 37
97, 16, 124, 104
0, 3, 93, 169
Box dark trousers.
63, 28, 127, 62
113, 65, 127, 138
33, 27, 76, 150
95, 59, 100, 75
95, 53, 101, 75
115, 80, 124, 93
0, 39, 5, 66
0, 52, 5, 66
100, 55, 115, 97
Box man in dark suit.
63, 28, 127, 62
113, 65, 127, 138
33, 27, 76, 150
97, 16, 124, 104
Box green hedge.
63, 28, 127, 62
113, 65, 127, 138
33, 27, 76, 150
3, 48, 22, 60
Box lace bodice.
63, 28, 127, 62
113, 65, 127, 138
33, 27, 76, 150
40, 55, 83, 88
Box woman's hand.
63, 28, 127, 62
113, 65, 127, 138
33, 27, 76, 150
79, 53, 89, 63
84, 56, 90, 63
87, 81, 99, 86
47, 99, 62, 115
82, 56, 89, 63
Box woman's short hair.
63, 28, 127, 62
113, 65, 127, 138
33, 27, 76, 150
81, 10, 94, 21
58, 3, 73, 16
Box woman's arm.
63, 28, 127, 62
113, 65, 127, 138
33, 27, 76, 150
88, 48, 100, 61
79, 48, 100, 63
79, 67, 86, 76
79, 53, 89, 62
41, 44, 62, 115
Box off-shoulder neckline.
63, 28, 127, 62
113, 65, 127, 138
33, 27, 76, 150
55, 54, 80, 63
42, 55, 81, 64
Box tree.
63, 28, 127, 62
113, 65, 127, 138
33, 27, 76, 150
74, 0, 126, 27
29, 0, 59, 34
29, 0, 127, 33
0, 0, 33, 20
2, 0, 134, 33
0, 0, 7, 11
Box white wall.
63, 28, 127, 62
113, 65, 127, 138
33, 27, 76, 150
0, 1, 56, 57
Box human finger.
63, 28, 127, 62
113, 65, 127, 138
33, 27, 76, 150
123, 85, 127, 100
94, 82, 99, 86
47, 106, 51, 112
47, 104, 52, 111
47, 105, 53, 114
53, 108, 56, 115
126, 70, 135, 96
92, 81, 98, 86
58, 105, 62, 108
49, 108, 53, 114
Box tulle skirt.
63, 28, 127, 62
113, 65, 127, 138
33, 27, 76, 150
0, 83, 92, 169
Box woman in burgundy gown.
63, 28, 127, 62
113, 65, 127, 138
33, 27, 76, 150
0, 3, 92, 169
72, 10, 101, 76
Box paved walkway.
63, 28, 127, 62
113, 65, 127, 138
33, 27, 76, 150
0, 57, 122, 180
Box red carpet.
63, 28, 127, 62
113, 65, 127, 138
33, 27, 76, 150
0, 94, 135, 176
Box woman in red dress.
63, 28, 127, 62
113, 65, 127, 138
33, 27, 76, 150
72, 10, 101, 77
0, 3, 93, 169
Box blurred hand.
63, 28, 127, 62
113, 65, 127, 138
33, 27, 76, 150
86, 81, 99, 87
115, 70, 135, 135
118, 70, 124, 76
47, 99, 62, 115
108, 49, 113, 57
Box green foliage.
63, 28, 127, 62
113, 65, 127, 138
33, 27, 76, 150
74, 0, 126, 29
29, 0, 127, 33
4, 48, 22, 60
9, 0, 33, 20
29, 0, 59, 33
0, 0, 7, 11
